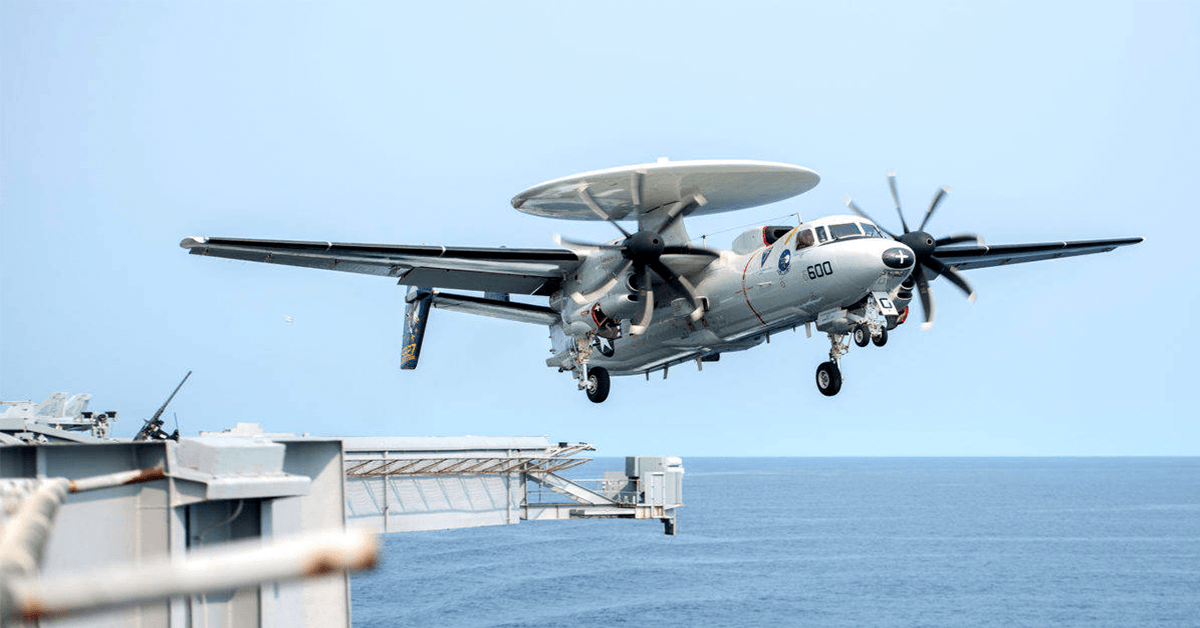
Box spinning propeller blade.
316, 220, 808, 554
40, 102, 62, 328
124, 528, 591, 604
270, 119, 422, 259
661, 245, 720, 258
887, 170, 910, 233
922, 257, 976, 303
919, 186, 951, 233
649, 259, 704, 322
934, 233, 983, 247
844, 196, 897, 238
553, 234, 623, 251
577, 186, 631, 238
913, 266, 936, 330
852, 173, 979, 329
630, 268, 654, 336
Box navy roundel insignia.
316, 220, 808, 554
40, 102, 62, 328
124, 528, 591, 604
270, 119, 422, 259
777, 249, 791, 275
882, 247, 914, 269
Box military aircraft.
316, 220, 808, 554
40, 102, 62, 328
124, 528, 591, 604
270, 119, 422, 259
181, 159, 1142, 403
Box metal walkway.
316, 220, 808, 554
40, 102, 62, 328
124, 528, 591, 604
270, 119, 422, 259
341, 437, 683, 535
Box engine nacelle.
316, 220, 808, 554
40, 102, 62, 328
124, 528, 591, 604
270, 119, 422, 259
554, 268, 639, 337
594, 291, 639, 320
887, 278, 915, 327
891, 277, 914, 313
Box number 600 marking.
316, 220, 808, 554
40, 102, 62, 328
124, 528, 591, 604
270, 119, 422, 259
807, 261, 833, 279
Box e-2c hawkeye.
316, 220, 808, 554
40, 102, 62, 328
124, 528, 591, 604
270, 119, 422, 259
182, 159, 1142, 402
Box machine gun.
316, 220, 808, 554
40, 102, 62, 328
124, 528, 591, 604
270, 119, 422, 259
133, 371, 191, 441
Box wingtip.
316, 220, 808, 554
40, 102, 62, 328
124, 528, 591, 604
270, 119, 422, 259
180, 236, 207, 248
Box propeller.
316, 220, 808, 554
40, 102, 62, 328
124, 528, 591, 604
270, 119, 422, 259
844, 173, 984, 330
556, 190, 718, 335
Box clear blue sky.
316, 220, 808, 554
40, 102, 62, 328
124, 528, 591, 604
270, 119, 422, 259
2, 1, 1196, 455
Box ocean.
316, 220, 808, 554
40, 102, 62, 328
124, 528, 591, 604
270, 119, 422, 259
351, 458, 1200, 627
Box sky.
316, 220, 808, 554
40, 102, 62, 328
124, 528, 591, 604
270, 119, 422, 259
2, 1, 1197, 456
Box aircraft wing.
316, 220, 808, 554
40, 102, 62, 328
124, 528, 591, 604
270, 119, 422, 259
181, 236, 581, 296
933, 237, 1143, 271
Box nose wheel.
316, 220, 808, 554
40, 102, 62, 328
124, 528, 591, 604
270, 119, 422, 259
853, 324, 871, 347
816, 361, 842, 397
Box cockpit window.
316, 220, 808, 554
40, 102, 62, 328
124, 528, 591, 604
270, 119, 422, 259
795, 228, 815, 250
828, 223, 863, 240
861, 223, 883, 238
815, 226, 829, 243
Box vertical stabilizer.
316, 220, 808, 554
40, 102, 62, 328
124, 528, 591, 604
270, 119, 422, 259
401, 287, 434, 370
35, 392, 68, 417
64, 394, 92, 418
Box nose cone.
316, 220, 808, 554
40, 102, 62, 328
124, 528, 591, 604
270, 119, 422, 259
882, 245, 916, 269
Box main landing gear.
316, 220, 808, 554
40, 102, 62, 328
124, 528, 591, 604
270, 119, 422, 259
817, 332, 850, 397
815, 361, 841, 397
584, 366, 610, 404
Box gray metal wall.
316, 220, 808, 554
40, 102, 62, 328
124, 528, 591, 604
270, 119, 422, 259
0, 438, 352, 628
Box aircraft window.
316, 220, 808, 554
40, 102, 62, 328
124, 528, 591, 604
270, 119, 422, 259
861, 223, 883, 238
816, 226, 829, 243
828, 223, 863, 240
795, 228, 815, 250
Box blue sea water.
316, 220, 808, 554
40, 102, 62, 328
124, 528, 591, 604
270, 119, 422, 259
352, 458, 1200, 627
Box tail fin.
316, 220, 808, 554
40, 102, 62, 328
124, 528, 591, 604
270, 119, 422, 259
64, 393, 92, 418
401, 287, 434, 370
35, 392, 68, 417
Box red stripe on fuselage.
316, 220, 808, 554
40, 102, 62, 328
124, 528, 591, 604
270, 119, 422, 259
741, 256, 767, 326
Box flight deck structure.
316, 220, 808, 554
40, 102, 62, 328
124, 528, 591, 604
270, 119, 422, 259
342, 436, 681, 535
0, 400, 684, 628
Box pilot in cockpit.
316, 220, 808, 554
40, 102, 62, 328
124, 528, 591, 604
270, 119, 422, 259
795, 228, 816, 251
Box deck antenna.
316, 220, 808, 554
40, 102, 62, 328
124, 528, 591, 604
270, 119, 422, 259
134, 370, 191, 441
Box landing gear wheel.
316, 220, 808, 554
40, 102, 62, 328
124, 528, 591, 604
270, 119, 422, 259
871, 327, 888, 347
815, 361, 842, 397
853, 324, 870, 348
585, 367, 610, 404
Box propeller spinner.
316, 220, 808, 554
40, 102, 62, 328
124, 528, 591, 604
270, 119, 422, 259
845, 172, 982, 329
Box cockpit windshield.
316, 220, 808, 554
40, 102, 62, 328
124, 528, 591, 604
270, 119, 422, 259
860, 222, 884, 238
827, 223, 864, 241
